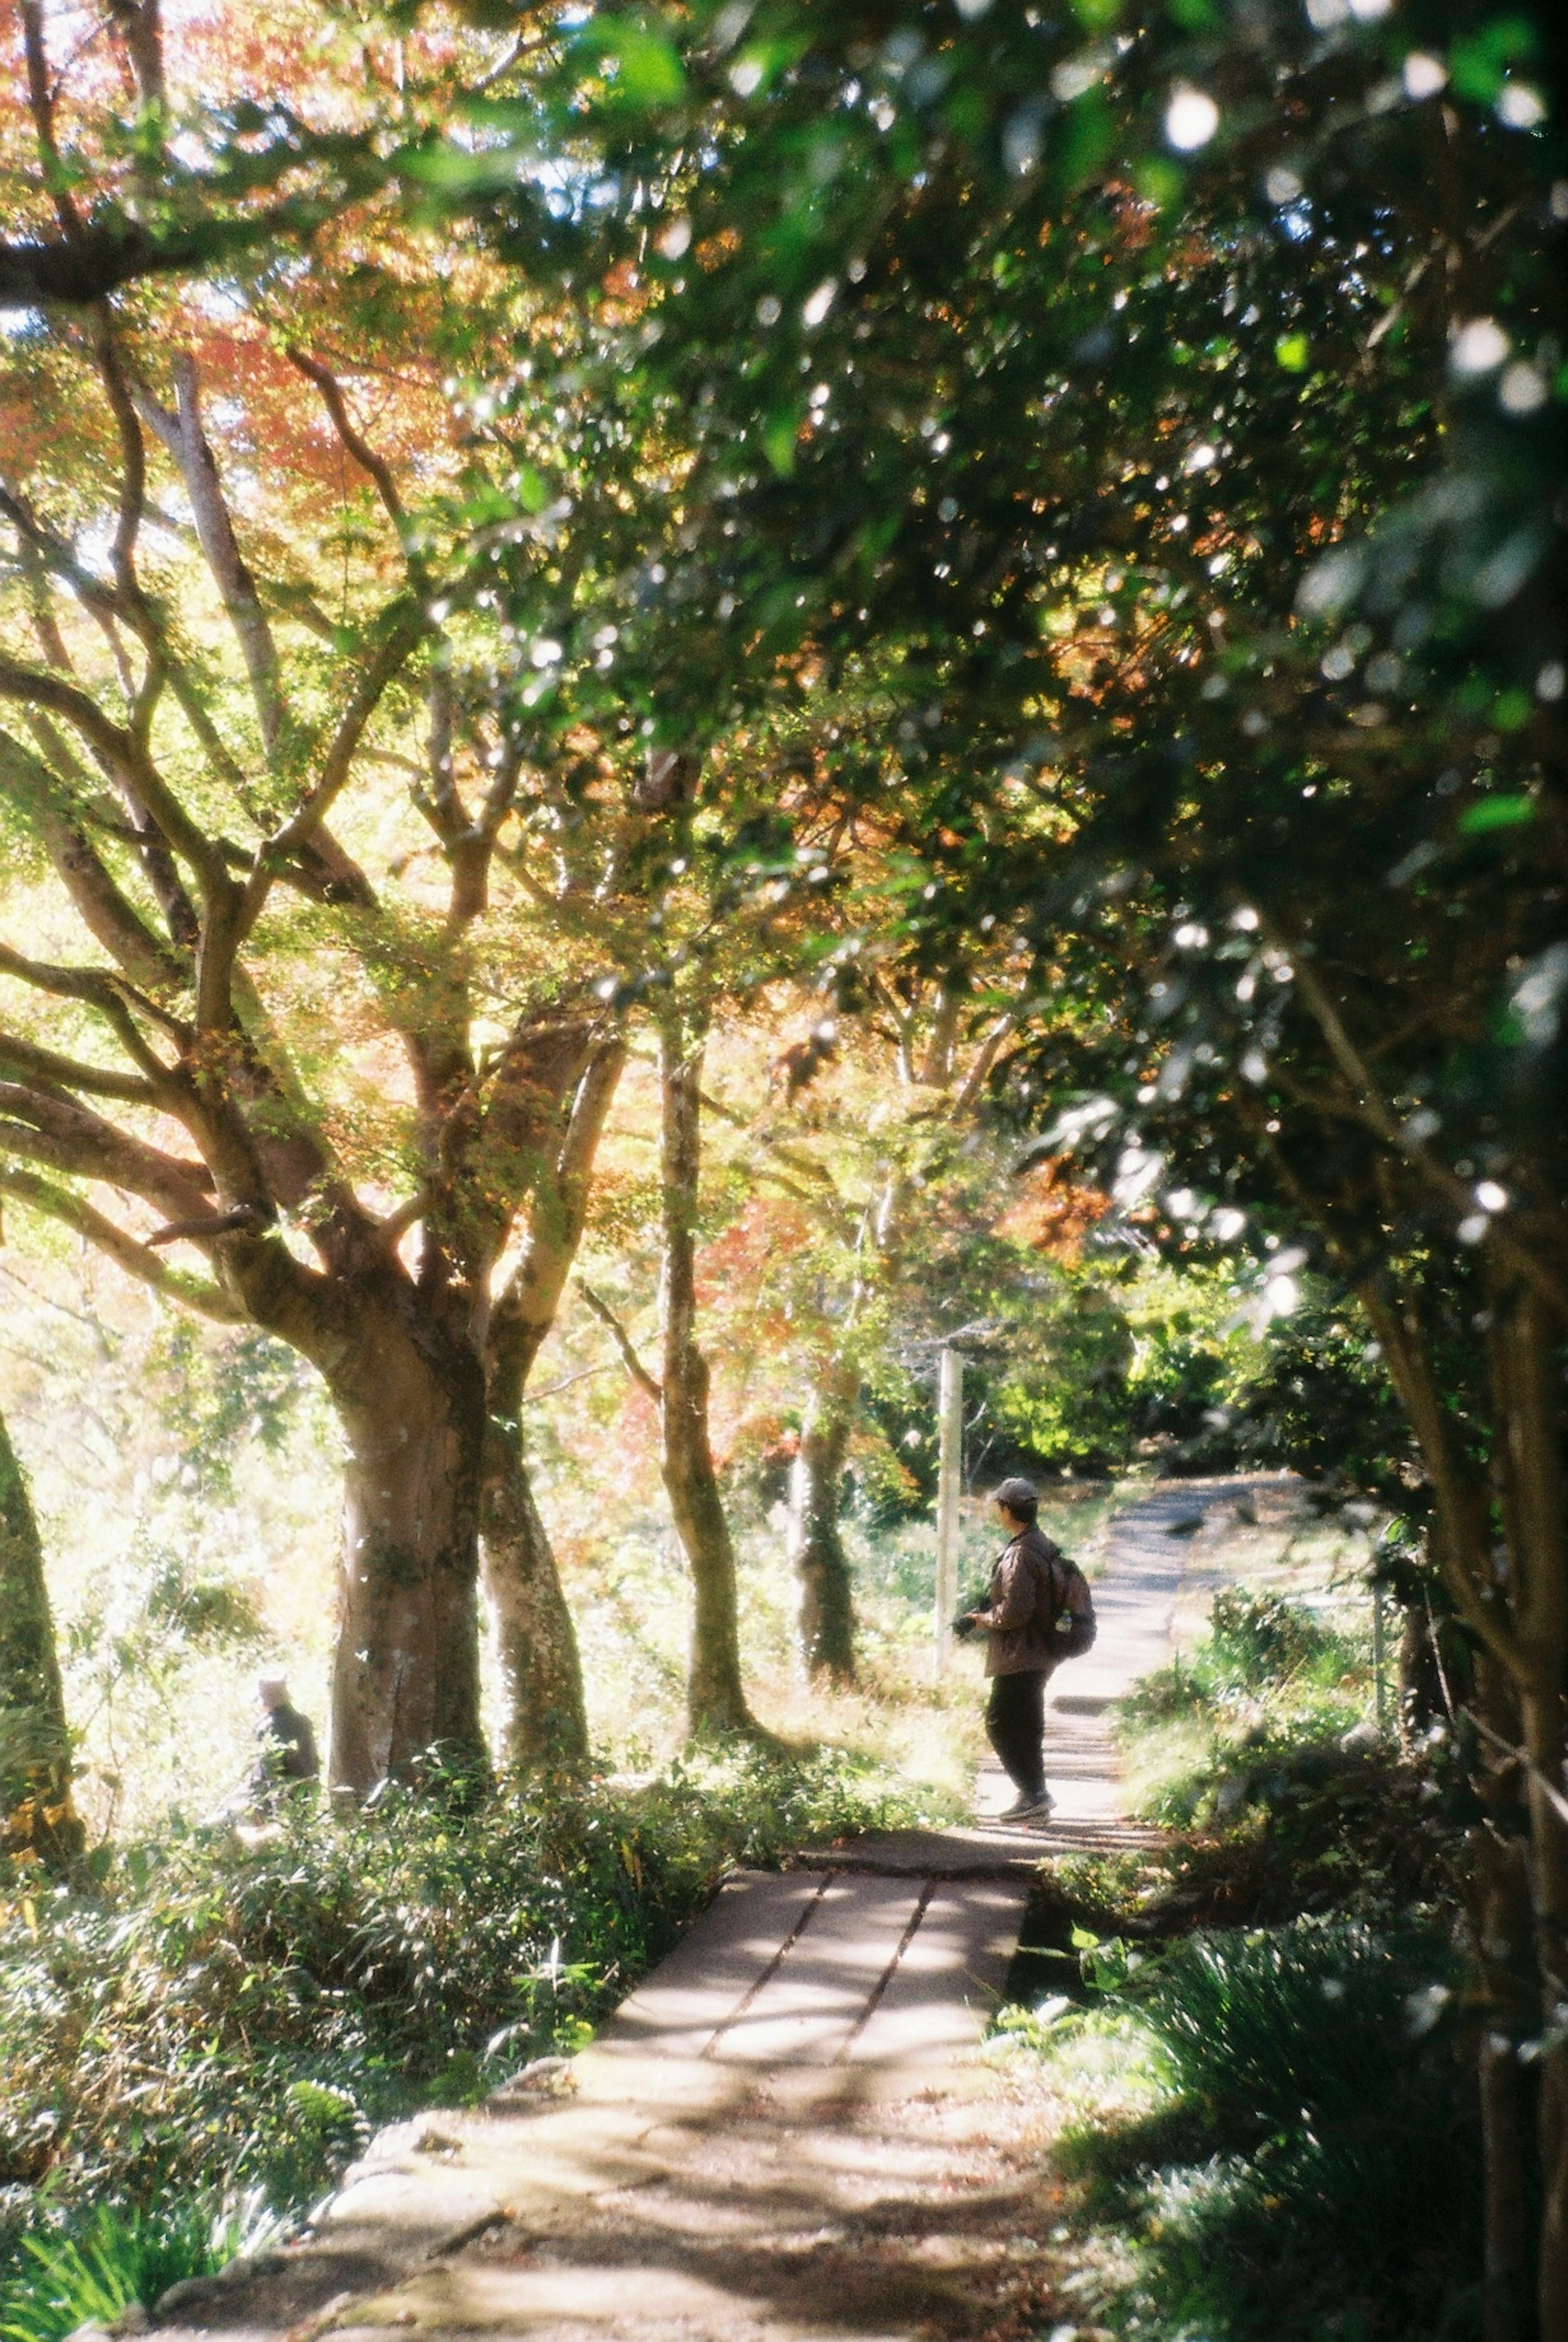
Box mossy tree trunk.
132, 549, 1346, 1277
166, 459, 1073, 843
787, 1368, 857, 1683
0, 1408, 83, 1872
480, 1035, 625, 1770
324, 1286, 488, 1796
658, 1006, 754, 1737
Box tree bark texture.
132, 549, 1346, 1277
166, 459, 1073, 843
658, 1009, 753, 1736
1497, 1285, 1568, 2342
1363, 1267, 1567, 2337
325, 1299, 487, 1796
482, 1425, 589, 1772
0, 1407, 83, 1870
1470, 1818, 1537, 2342
480, 1038, 624, 1770
787, 1373, 857, 1682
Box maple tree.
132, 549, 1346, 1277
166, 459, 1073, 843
0, 0, 646, 1792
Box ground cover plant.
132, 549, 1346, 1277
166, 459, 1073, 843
0, 1748, 940, 2327
1118, 1583, 1375, 1829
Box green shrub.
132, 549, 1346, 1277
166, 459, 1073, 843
1053, 1917, 1478, 2340
1207, 1587, 1331, 1684
0, 1747, 929, 2248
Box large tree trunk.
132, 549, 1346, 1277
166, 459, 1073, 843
326, 1301, 487, 1796
1468, 1655, 1538, 2342
1521, 1678, 1568, 2342
658, 1007, 754, 1736
787, 1368, 857, 1682
482, 1425, 589, 1772
0, 1408, 82, 1872
480, 1037, 624, 1771
1498, 1284, 1568, 2342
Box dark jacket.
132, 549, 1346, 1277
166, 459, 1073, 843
972, 1527, 1095, 1678
253, 1702, 319, 1794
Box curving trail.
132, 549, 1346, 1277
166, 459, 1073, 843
155, 1475, 1291, 2342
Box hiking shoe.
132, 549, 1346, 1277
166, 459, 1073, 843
998, 1789, 1053, 1821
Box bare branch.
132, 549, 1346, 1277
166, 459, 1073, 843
91, 310, 148, 598
489, 1034, 626, 1399
0, 1162, 241, 1321
0, 655, 229, 899
0, 726, 185, 991
1281, 934, 1568, 1319
21, 3, 82, 240
0, 1082, 212, 1217
237, 600, 424, 937
105, 0, 166, 111
145, 1203, 273, 1249
286, 348, 408, 535
135, 356, 290, 755
952, 1012, 1017, 1113
0, 943, 180, 1088
0, 1020, 157, 1105
578, 1279, 662, 1403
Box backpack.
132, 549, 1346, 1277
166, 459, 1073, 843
1037, 1544, 1096, 1660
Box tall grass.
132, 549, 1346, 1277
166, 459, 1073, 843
0, 2199, 278, 2342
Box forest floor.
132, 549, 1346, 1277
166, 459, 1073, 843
153, 1474, 1305, 2342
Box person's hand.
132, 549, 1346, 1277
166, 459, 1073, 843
952, 1610, 981, 1641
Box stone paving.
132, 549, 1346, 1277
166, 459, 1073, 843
156, 1476, 1289, 2342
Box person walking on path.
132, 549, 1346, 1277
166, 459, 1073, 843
958, 1477, 1095, 1821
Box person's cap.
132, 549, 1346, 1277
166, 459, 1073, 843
257, 1672, 288, 1697
993, 1476, 1038, 1513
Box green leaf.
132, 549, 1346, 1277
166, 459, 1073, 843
762, 407, 800, 477
514, 465, 550, 515
1275, 332, 1310, 372
1458, 794, 1535, 834
1448, 17, 1537, 105
1059, 93, 1116, 189
1133, 156, 1183, 211
572, 21, 687, 107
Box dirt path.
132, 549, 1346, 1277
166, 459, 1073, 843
157, 1476, 1289, 2342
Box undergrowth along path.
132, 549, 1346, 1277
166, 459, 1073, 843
154, 1477, 1287, 2342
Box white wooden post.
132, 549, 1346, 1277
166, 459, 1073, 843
934, 1346, 964, 1678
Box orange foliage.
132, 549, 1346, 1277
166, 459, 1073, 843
994, 1159, 1111, 1262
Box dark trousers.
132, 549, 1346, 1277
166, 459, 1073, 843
986, 1669, 1048, 1797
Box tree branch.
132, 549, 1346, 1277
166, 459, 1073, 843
91, 310, 148, 600
0, 656, 228, 898
0, 1083, 213, 1216
0, 941, 182, 1087
238, 600, 425, 938
1279, 932, 1568, 1320
0, 1023, 158, 1105
0, 726, 185, 992
135, 355, 290, 755
286, 348, 409, 535
0, 1162, 241, 1322
578, 1279, 662, 1402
